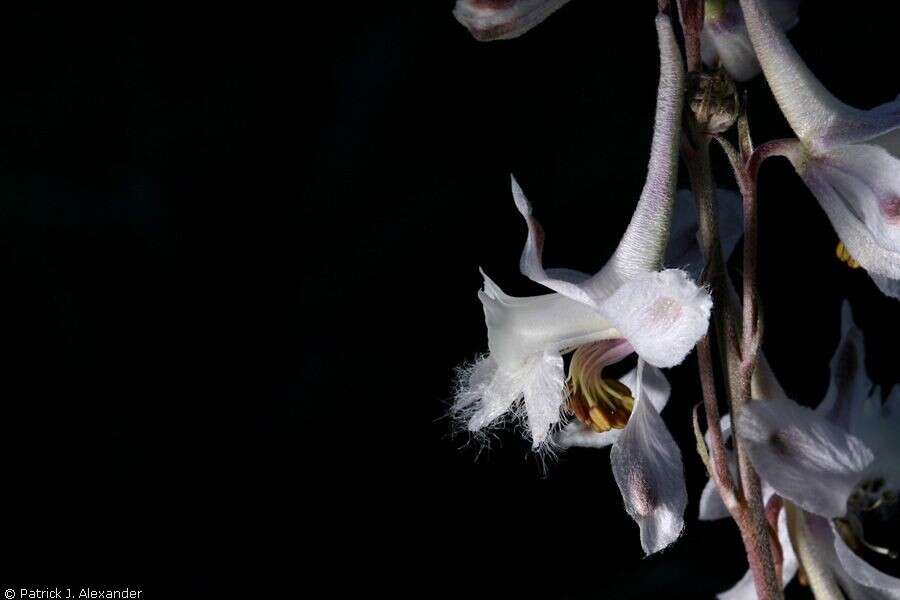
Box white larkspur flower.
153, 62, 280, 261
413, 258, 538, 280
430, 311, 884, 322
740, 0, 900, 299
454, 14, 696, 446
552, 187, 740, 555
700, 0, 799, 82
453, 15, 710, 555
721, 302, 900, 599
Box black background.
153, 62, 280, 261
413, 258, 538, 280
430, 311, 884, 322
1, 1, 898, 598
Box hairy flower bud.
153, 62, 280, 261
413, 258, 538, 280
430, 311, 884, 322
687, 68, 739, 134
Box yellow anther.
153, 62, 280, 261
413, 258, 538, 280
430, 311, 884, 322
836, 241, 861, 269
569, 375, 635, 433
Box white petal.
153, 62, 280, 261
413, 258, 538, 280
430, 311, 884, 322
610, 361, 687, 554
701, 0, 799, 82
739, 0, 900, 152
738, 398, 875, 518
705, 412, 733, 448
622, 363, 670, 414
780, 509, 801, 596
511, 176, 601, 307
522, 351, 566, 448
870, 273, 900, 300
718, 569, 756, 600
833, 523, 900, 596
699, 412, 742, 522
717, 509, 799, 599
699, 478, 731, 521
794, 145, 900, 280
598, 15, 684, 285
665, 189, 743, 281
543, 267, 589, 284
452, 0, 573, 41
556, 419, 622, 449
817, 301, 872, 431
454, 350, 568, 450
453, 355, 519, 430
699, 412, 735, 521
477, 269, 617, 368
703, 19, 761, 82
599, 269, 712, 368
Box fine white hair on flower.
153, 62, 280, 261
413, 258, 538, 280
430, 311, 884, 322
451, 351, 568, 451
599, 269, 713, 369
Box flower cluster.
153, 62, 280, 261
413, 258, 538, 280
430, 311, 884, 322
449, 0, 899, 597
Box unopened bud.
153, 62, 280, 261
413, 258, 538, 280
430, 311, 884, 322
687, 67, 739, 134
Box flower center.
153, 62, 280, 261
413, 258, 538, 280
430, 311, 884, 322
837, 478, 900, 562
836, 241, 861, 269
567, 343, 635, 432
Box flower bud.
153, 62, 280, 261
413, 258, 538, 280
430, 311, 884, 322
687, 68, 739, 134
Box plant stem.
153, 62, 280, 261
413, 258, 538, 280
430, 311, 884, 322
683, 134, 782, 600
676, 0, 704, 72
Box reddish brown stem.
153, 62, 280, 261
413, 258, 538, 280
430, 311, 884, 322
697, 335, 737, 506
684, 133, 782, 600
676, 0, 704, 72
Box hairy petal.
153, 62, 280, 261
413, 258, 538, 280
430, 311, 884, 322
611, 361, 686, 555
521, 351, 567, 448
453, 350, 567, 450
592, 14, 684, 287
599, 269, 712, 368
478, 269, 617, 367
511, 176, 601, 306
739, 0, 900, 152
738, 399, 874, 518
453, 355, 519, 430
452, 0, 572, 41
